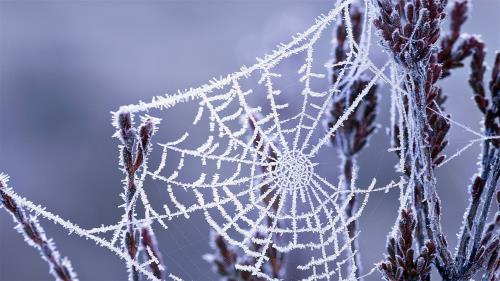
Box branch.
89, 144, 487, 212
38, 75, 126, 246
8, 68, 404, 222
455, 48, 500, 277
328, 3, 378, 278
141, 226, 165, 280
438, 0, 476, 78
114, 110, 164, 281
0, 174, 78, 281
374, 0, 452, 267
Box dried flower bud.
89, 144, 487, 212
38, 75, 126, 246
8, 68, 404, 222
139, 119, 154, 152
471, 176, 484, 198
118, 110, 132, 131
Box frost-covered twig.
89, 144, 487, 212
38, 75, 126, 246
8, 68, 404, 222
477, 191, 500, 281
438, 0, 474, 78
141, 226, 165, 280
375, 0, 499, 279
328, 2, 378, 278
455, 48, 500, 278
205, 231, 259, 281
116, 111, 141, 281
374, 0, 453, 277
0, 174, 78, 281
115, 111, 164, 281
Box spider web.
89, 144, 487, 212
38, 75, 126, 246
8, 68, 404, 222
2, 0, 496, 280
109, 1, 396, 279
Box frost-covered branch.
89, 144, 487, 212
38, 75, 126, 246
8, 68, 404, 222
454, 49, 500, 278
0, 174, 78, 281
204, 231, 242, 280
374, 0, 453, 277
438, 0, 473, 78
375, 0, 499, 279
114, 110, 164, 281
248, 115, 286, 279
328, 2, 378, 278
141, 226, 165, 280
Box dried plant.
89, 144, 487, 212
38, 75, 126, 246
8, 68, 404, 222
115, 111, 165, 281
328, 3, 378, 279
141, 226, 165, 280
374, 0, 499, 280
374, 2, 452, 269
0, 174, 78, 281
453, 47, 500, 281
379, 208, 436, 281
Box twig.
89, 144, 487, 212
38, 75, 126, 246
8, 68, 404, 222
375, 1, 499, 279
115, 110, 164, 281
454, 47, 500, 277
328, 3, 378, 278
0, 174, 78, 281
438, 0, 474, 78
141, 226, 165, 280
374, 0, 453, 277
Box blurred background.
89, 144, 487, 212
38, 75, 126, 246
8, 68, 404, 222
1, 1, 499, 280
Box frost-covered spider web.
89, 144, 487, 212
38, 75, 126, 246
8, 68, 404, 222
2, 0, 497, 280
108, 1, 399, 280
